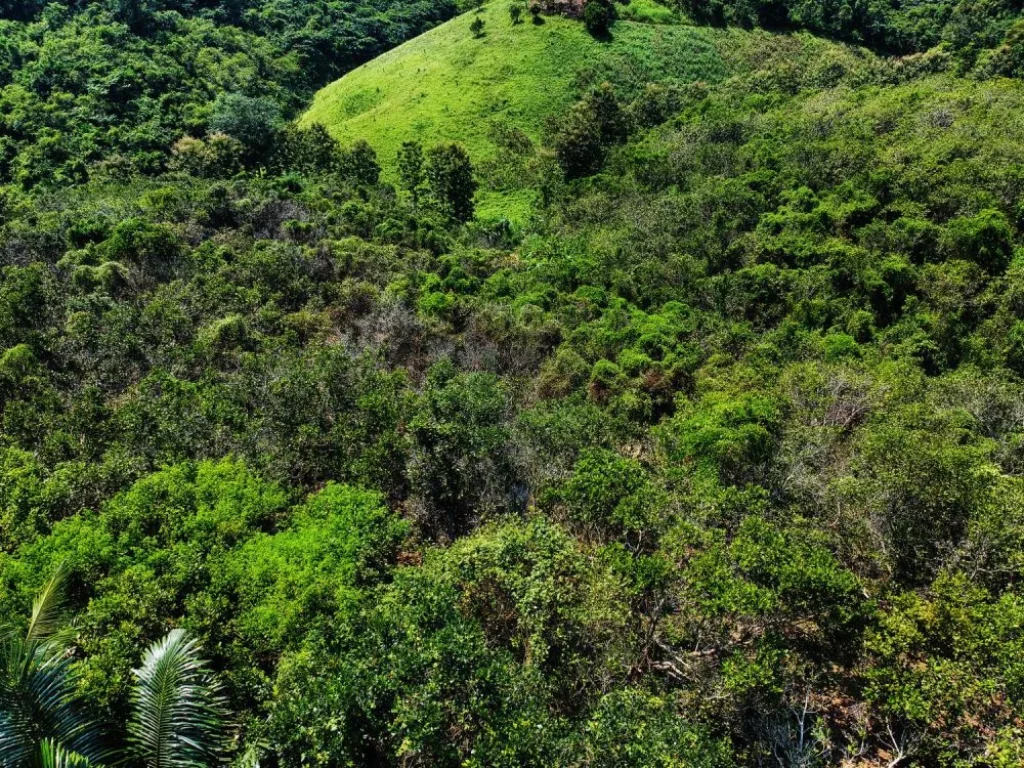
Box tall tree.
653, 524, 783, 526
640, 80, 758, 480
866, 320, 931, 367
426, 143, 477, 223
397, 140, 426, 206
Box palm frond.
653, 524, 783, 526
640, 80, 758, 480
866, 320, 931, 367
0, 570, 109, 768
0, 636, 110, 767
26, 563, 69, 644
38, 738, 97, 768
128, 628, 227, 768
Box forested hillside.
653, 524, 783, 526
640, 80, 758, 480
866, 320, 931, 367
4, 0, 1024, 766
0, 0, 458, 186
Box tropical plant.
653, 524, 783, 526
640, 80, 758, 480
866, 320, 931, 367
0, 566, 106, 768
127, 629, 228, 768
38, 739, 97, 768
1, 569, 228, 768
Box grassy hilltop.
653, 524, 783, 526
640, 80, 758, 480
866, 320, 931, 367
301, 0, 730, 175
302, 0, 872, 219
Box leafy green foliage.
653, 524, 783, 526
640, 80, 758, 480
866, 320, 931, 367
397, 140, 427, 206
678, 0, 1024, 56
4, 0, 1024, 764
38, 739, 97, 768
2, 570, 231, 767
224, 484, 409, 653
0, 0, 459, 187
128, 628, 226, 768
583, 0, 617, 36
0, 568, 108, 767
426, 143, 477, 222
552, 82, 629, 178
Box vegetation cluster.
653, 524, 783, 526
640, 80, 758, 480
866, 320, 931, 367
4, 0, 1024, 766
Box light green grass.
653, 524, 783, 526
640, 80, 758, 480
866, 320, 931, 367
302, 1, 873, 222
302, 0, 726, 178
617, 0, 684, 25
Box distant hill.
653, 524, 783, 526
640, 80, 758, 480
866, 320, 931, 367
301, 0, 877, 219
301, 0, 727, 173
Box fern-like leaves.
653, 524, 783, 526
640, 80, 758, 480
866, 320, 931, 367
38, 738, 97, 768
127, 628, 227, 768
0, 566, 107, 768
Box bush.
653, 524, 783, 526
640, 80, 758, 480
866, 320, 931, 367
552, 83, 627, 178
339, 139, 381, 186
208, 93, 282, 160
583, 0, 616, 36
426, 143, 477, 222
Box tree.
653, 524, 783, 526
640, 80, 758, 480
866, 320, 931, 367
397, 140, 426, 205
170, 133, 245, 178
583, 0, 616, 36
408, 360, 511, 536
426, 143, 477, 222
339, 140, 381, 186
510, 3, 524, 24
551, 83, 627, 178
0, 0, 45, 21
588, 81, 628, 145
470, 15, 486, 37
552, 103, 604, 179
277, 123, 342, 176
115, 0, 154, 32
208, 93, 282, 162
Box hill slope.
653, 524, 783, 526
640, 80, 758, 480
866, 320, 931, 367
302, 0, 879, 219
301, 0, 731, 174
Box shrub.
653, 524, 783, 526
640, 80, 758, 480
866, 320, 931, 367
426, 143, 477, 222
208, 93, 282, 160
339, 139, 381, 186
583, 0, 616, 36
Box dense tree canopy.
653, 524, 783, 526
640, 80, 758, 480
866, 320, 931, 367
677, 0, 1024, 56
4, 0, 1024, 765
0, 0, 458, 187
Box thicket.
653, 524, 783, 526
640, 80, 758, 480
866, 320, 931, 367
678, 0, 1024, 57
5, 0, 1024, 766
0, 0, 458, 187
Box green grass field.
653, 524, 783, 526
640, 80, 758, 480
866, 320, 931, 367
301, 0, 727, 176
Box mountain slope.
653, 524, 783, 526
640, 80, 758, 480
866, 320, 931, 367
302, 0, 881, 210
301, 0, 730, 174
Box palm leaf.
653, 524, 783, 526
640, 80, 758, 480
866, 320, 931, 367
128, 628, 227, 768
0, 636, 109, 768
38, 738, 97, 768
26, 563, 69, 644
0, 568, 109, 768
